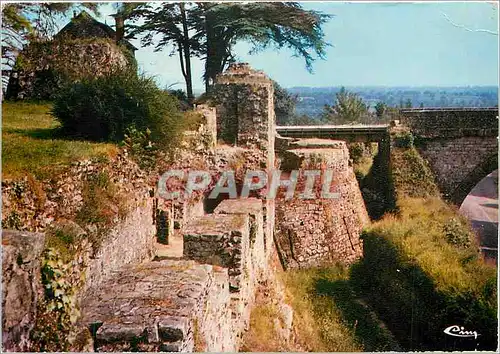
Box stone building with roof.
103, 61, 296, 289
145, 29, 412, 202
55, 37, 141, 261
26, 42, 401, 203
6, 11, 137, 100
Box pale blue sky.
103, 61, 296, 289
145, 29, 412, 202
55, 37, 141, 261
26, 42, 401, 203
95, 2, 499, 91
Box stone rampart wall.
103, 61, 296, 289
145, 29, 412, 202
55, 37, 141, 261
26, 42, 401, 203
399, 108, 498, 138
417, 137, 498, 201
275, 139, 369, 269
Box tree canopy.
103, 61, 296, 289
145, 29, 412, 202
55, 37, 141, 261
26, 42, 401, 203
322, 87, 368, 124
127, 2, 332, 101
274, 81, 298, 126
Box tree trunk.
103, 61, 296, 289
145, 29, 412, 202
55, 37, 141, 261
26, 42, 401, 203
179, 3, 194, 105
203, 4, 234, 91
204, 7, 216, 92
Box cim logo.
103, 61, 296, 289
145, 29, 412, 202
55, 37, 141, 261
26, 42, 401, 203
444, 325, 480, 339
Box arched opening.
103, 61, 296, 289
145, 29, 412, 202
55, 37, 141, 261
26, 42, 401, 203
452, 153, 498, 205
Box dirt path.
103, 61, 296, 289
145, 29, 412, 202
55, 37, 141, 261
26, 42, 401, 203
154, 230, 184, 259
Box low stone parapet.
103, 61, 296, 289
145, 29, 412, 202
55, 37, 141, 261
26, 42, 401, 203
214, 198, 266, 280
183, 214, 249, 292
79, 259, 234, 352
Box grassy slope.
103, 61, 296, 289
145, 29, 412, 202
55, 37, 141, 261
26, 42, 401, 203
259, 145, 496, 352
283, 267, 399, 352
2, 102, 117, 180
241, 267, 386, 352
353, 146, 497, 351
389, 147, 495, 295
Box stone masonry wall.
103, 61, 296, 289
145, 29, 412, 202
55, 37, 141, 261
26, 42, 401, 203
400, 108, 498, 203
82, 194, 156, 293
7, 38, 131, 100
1, 152, 157, 351
275, 139, 369, 269
417, 137, 498, 200
399, 108, 498, 139
214, 62, 275, 167
183, 199, 267, 345
184, 213, 250, 292
79, 260, 234, 352
1, 194, 156, 351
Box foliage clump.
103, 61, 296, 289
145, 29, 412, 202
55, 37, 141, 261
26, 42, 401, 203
322, 87, 368, 124
348, 143, 365, 164
391, 147, 440, 199
274, 81, 298, 125
52, 71, 185, 150
31, 249, 81, 351
122, 127, 156, 170
76, 171, 125, 228
443, 217, 473, 249
392, 131, 414, 148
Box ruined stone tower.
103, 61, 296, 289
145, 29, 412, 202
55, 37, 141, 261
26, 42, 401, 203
214, 63, 276, 168
213, 63, 277, 263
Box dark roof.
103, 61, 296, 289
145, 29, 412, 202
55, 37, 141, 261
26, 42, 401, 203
55, 11, 137, 51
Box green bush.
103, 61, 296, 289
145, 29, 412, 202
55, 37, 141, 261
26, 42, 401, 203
122, 127, 156, 169
393, 132, 414, 148
443, 217, 473, 248
52, 72, 184, 148
348, 143, 365, 164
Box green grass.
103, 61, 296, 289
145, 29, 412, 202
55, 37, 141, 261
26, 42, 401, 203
282, 267, 400, 352
366, 197, 495, 297
276, 145, 496, 351
350, 146, 497, 351
240, 302, 290, 352
388, 147, 495, 295
2, 102, 117, 180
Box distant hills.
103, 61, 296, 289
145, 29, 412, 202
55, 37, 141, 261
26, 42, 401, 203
288, 86, 499, 117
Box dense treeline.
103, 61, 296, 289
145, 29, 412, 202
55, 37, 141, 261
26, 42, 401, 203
290, 86, 499, 117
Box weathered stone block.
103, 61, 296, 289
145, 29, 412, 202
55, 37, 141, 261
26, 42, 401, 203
2, 230, 46, 352
79, 259, 233, 352
274, 141, 368, 269
183, 214, 249, 292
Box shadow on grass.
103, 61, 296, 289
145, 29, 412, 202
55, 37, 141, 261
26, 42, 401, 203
3, 126, 101, 143
4, 127, 64, 140
358, 142, 397, 220
4, 126, 115, 146
314, 276, 401, 352
347, 231, 497, 352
